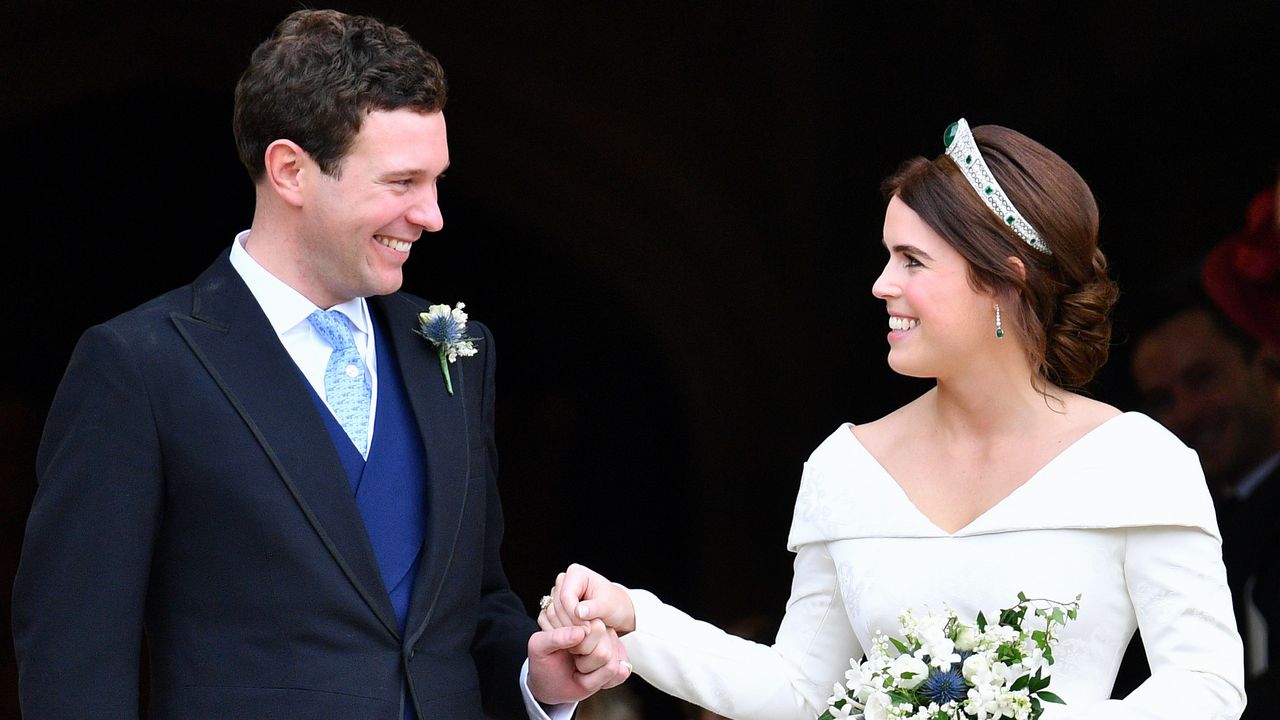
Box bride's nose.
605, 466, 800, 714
871, 260, 898, 300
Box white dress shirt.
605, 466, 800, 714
229, 230, 378, 448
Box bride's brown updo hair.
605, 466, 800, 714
882, 122, 1119, 390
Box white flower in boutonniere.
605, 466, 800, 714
416, 302, 479, 396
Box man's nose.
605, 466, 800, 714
408, 191, 443, 232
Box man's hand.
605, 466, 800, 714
527, 625, 632, 705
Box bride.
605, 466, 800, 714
540, 119, 1247, 719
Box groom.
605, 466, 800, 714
12, 9, 627, 719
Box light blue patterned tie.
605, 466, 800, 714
307, 309, 372, 458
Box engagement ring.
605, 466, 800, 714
539, 594, 554, 610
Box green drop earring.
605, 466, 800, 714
995, 303, 1004, 339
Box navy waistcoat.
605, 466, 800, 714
307, 312, 429, 633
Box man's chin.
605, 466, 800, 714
366, 271, 405, 297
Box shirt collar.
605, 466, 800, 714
228, 230, 370, 337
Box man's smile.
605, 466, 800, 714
375, 235, 413, 253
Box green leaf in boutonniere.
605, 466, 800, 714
415, 302, 479, 396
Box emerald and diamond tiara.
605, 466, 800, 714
943, 118, 1051, 255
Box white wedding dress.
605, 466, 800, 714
621, 413, 1246, 719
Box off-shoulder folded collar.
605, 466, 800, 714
788, 412, 1221, 548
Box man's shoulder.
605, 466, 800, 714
97, 283, 195, 335
97, 252, 232, 335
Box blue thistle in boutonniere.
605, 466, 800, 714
416, 302, 479, 396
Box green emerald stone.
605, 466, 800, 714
965, 154, 973, 165
943, 122, 958, 148
1006, 215, 1016, 224
996, 328, 1005, 338
984, 185, 993, 195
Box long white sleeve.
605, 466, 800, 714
621, 542, 862, 720
1057, 525, 1246, 720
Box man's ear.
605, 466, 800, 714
1007, 255, 1027, 282
263, 139, 309, 208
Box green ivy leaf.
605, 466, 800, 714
1038, 691, 1066, 705
1000, 606, 1027, 628
997, 644, 1023, 664
1029, 672, 1049, 693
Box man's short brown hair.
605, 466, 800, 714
233, 9, 447, 180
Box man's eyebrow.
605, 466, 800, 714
376, 163, 450, 180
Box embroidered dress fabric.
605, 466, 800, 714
307, 309, 372, 458
620, 413, 1246, 720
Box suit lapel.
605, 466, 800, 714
171, 253, 400, 638
371, 295, 471, 646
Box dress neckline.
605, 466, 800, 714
842, 412, 1132, 537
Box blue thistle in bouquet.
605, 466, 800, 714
918, 663, 968, 706
819, 592, 1080, 720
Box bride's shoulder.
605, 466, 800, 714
804, 411, 903, 472
845, 396, 928, 454
1061, 393, 1121, 425
1063, 394, 1188, 453
802, 400, 926, 480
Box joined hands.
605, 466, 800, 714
527, 563, 635, 705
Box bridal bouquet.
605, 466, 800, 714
819, 592, 1080, 720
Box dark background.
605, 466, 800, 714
2, 2, 1278, 717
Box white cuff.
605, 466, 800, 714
519, 658, 578, 720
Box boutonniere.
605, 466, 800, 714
416, 302, 479, 396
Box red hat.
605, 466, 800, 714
1203, 184, 1280, 350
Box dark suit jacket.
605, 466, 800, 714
1113, 458, 1280, 710
1219, 459, 1280, 700
13, 252, 535, 719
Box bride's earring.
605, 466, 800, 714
994, 303, 1004, 339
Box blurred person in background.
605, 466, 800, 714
1128, 182, 1280, 715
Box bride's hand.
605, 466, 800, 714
538, 563, 637, 636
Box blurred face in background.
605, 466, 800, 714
1132, 306, 1280, 493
